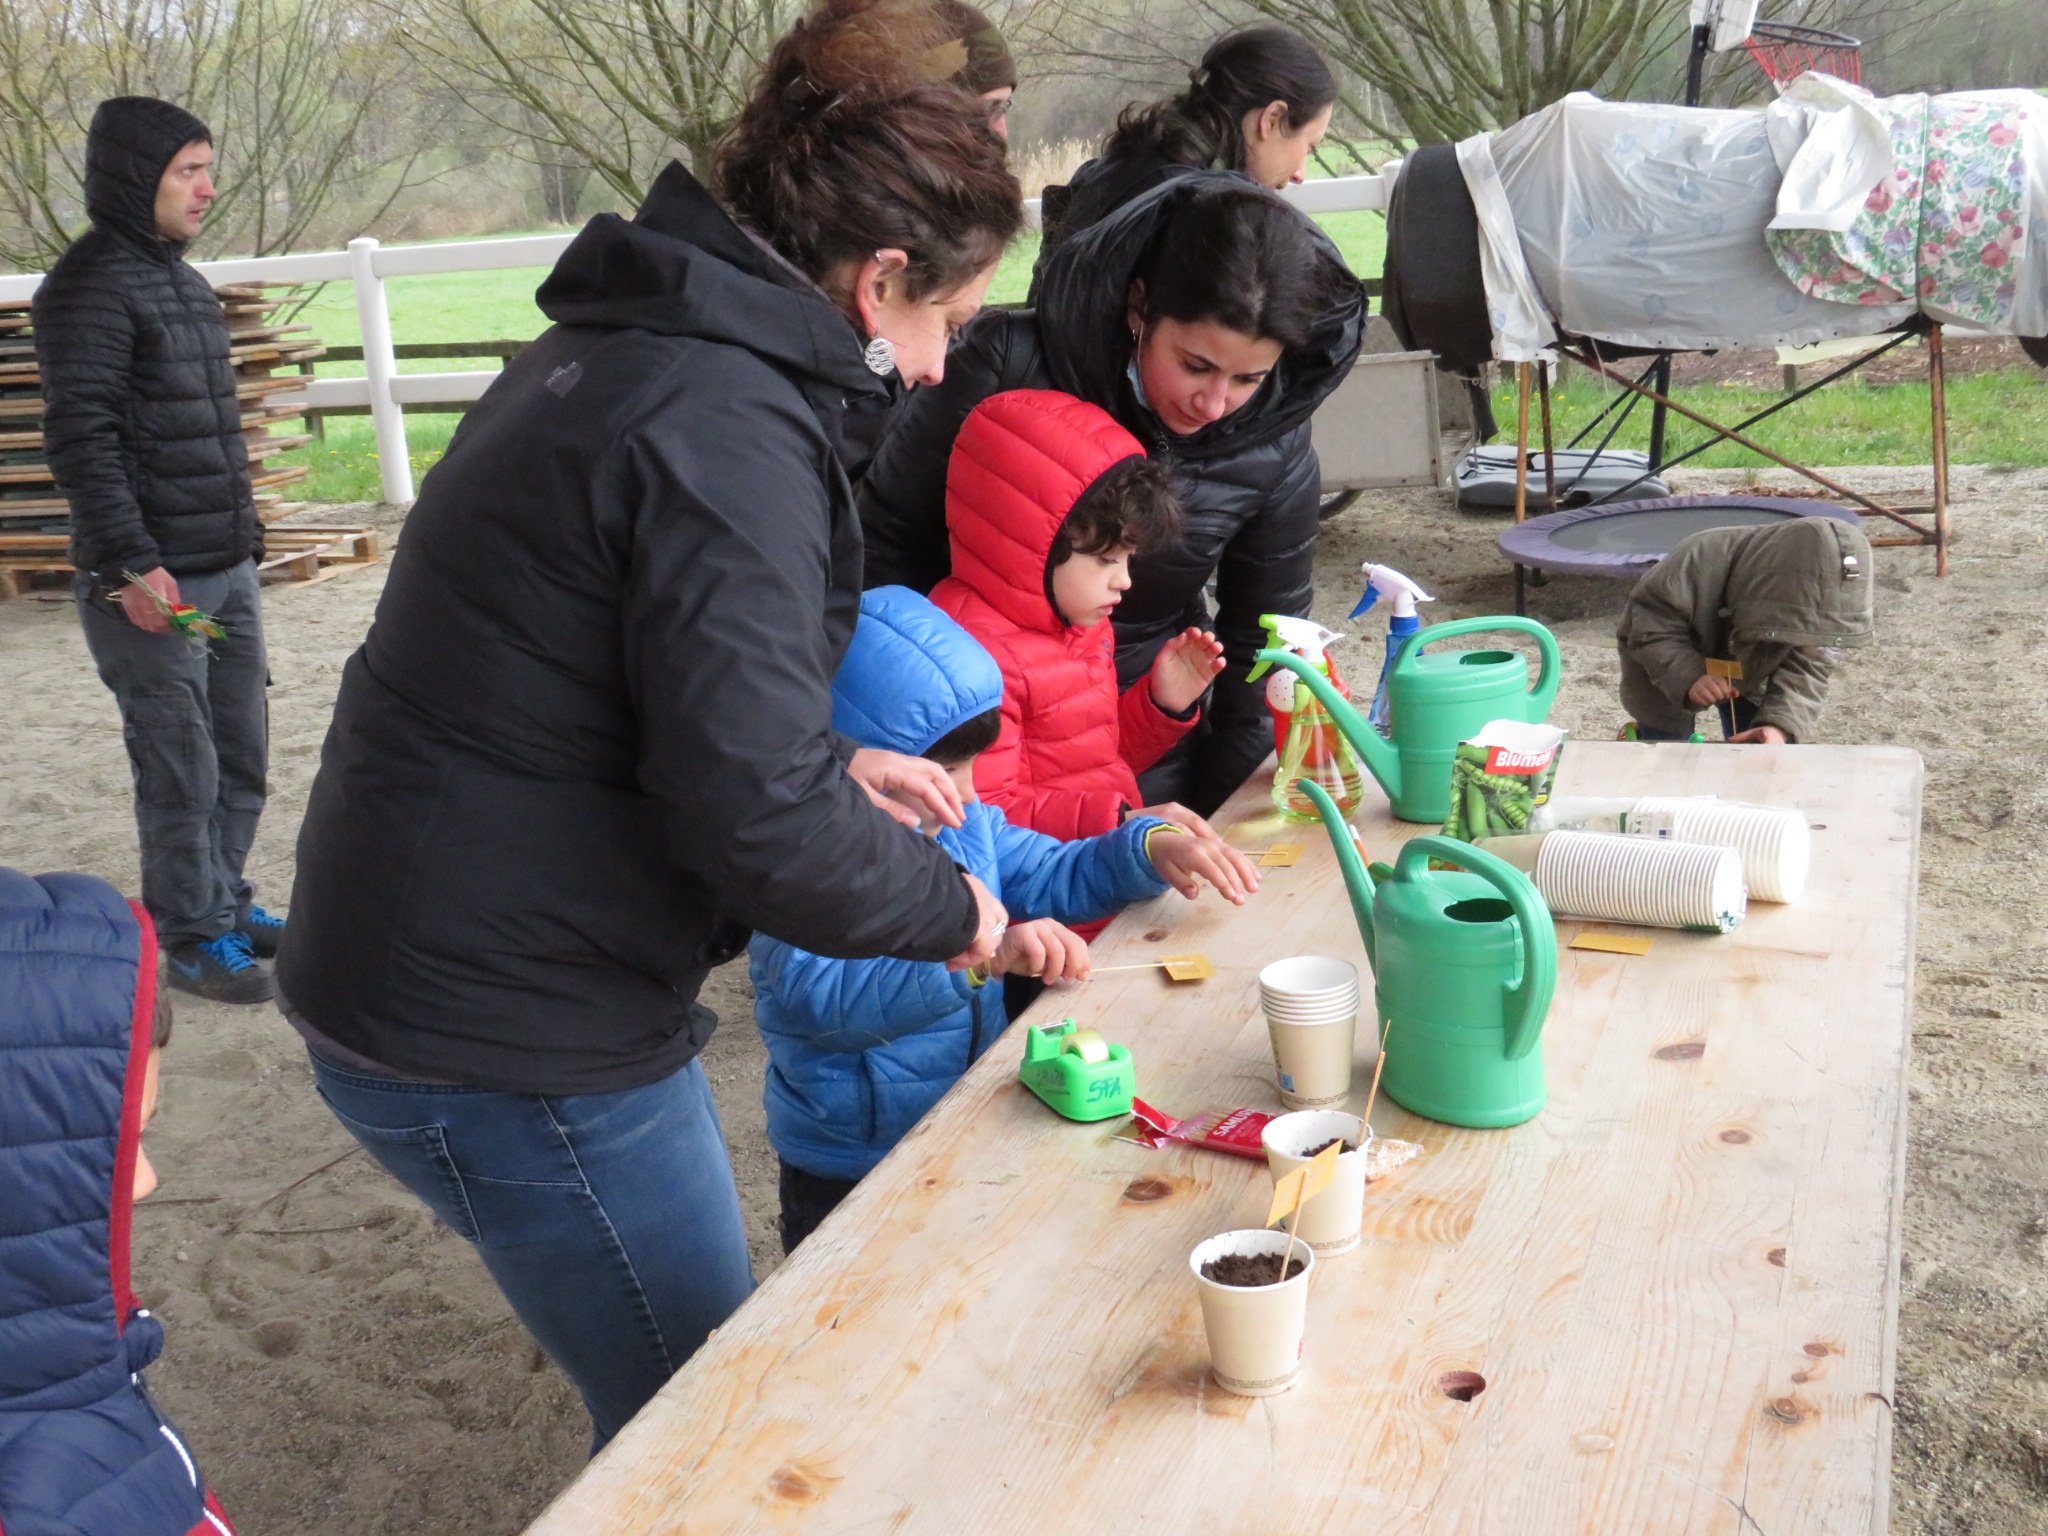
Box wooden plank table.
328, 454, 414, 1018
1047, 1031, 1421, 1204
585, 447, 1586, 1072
526, 743, 1920, 1536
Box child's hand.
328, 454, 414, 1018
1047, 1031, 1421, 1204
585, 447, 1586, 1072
1148, 829, 1254, 906
1727, 724, 1789, 745
1149, 627, 1225, 715
1135, 803, 1263, 894
1687, 673, 1739, 708
990, 918, 1091, 984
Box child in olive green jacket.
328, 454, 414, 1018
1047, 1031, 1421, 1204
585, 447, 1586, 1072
1617, 518, 1874, 744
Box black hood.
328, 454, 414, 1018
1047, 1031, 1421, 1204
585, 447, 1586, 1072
85, 96, 210, 247
1032, 169, 1366, 460
537, 162, 887, 407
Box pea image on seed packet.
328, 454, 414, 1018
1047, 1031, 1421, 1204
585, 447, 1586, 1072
1438, 719, 1566, 851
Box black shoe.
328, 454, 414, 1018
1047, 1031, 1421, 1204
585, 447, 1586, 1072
164, 932, 275, 1005
235, 903, 287, 959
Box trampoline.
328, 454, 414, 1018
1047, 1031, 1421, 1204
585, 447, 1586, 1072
1499, 495, 1863, 614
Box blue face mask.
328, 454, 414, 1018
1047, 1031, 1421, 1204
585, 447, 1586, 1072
1126, 321, 1161, 422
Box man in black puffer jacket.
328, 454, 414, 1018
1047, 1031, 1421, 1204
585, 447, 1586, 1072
33, 97, 278, 1005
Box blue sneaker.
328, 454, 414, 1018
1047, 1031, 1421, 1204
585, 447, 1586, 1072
164, 931, 275, 1005
236, 903, 287, 959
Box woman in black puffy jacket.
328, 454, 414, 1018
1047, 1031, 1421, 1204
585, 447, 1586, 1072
860, 173, 1365, 816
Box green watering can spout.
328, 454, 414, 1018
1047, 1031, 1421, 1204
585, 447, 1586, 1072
1253, 647, 1403, 807
1296, 778, 1380, 971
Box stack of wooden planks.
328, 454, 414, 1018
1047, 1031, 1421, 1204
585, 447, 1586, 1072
0, 281, 377, 598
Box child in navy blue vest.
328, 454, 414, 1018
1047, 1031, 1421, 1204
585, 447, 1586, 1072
751, 587, 1249, 1252
0, 867, 237, 1535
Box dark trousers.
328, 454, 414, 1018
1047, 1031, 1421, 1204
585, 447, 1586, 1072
310, 1050, 756, 1450
778, 1158, 860, 1256
75, 559, 268, 946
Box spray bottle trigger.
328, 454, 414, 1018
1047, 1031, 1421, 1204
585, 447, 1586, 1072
1348, 586, 1381, 619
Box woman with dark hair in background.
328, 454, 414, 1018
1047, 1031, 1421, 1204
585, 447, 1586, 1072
1032, 24, 1337, 290
278, 0, 1019, 1451
862, 174, 1364, 818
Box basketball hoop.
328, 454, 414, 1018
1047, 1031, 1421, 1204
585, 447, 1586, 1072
1743, 20, 1863, 87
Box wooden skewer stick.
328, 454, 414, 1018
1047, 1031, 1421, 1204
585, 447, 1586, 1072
1091, 960, 1176, 972
1280, 1200, 1305, 1284
1361, 1018, 1393, 1132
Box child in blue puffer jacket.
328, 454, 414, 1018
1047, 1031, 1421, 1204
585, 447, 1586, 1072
752, 587, 1251, 1253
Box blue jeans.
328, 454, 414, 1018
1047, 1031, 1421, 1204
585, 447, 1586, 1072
309, 1051, 756, 1448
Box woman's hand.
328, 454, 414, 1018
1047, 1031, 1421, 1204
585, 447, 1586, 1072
1686, 673, 1739, 709
946, 872, 1009, 972
848, 747, 965, 831
1148, 829, 1255, 906
1149, 627, 1226, 715
989, 918, 1092, 984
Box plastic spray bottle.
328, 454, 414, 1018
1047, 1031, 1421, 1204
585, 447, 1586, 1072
1247, 614, 1366, 822
1348, 564, 1435, 735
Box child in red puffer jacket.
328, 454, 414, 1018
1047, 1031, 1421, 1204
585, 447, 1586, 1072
930, 389, 1262, 911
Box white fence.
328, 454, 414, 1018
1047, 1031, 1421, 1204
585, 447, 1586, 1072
0, 174, 1391, 503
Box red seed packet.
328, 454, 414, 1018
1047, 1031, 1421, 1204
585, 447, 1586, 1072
1119, 1098, 1274, 1161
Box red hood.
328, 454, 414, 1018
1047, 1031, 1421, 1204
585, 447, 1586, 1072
944, 389, 1145, 638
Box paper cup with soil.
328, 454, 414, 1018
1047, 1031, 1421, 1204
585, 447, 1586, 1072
1261, 1110, 1369, 1256
1189, 1229, 1316, 1396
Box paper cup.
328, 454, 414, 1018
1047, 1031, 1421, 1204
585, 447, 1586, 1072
1265, 1009, 1357, 1108
1189, 1229, 1316, 1396
1627, 797, 1810, 903
1262, 1111, 1370, 1256
1534, 831, 1746, 933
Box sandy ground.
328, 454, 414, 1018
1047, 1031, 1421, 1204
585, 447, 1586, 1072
2, 468, 2044, 1533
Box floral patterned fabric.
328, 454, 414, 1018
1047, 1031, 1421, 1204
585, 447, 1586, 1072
1770, 91, 2035, 327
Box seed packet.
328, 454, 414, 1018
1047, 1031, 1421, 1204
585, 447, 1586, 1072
1440, 719, 1566, 845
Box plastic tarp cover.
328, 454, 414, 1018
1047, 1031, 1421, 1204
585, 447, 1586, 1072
1466, 91, 1917, 360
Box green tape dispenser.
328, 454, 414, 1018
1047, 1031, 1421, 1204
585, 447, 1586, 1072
1019, 1017, 1135, 1122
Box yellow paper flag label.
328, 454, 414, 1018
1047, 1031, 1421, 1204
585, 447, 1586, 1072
1705, 656, 1744, 681
1160, 953, 1214, 981
1259, 844, 1303, 867
1571, 930, 1654, 956
1266, 1141, 1342, 1227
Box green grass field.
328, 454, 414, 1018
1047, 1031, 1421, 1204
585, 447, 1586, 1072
276, 207, 2047, 502
1492, 371, 2048, 475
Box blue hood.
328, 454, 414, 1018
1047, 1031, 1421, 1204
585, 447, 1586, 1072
833, 586, 1002, 755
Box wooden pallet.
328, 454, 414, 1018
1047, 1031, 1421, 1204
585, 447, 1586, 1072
0, 521, 379, 599
255, 523, 381, 582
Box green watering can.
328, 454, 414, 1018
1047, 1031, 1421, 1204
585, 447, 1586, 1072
1254, 616, 1561, 823
1299, 780, 1558, 1129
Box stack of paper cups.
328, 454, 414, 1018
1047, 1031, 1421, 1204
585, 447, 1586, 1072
1629, 796, 1810, 903
1534, 831, 1747, 933
1258, 956, 1361, 1110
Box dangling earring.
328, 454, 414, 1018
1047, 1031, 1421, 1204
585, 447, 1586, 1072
863, 335, 898, 376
